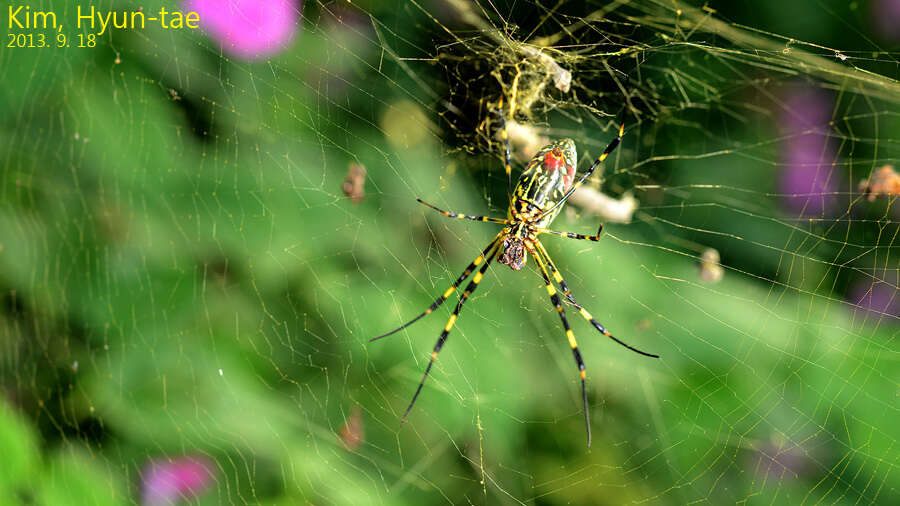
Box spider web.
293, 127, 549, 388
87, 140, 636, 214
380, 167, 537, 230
0, 0, 897, 504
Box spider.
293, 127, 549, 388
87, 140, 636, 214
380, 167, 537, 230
372, 107, 659, 447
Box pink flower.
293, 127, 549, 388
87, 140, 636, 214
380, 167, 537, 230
183, 0, 301, 59
141, 455, 215, 505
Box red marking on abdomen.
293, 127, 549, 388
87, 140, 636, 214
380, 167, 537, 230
563, 163, 575, 192
543, 151, 564, 172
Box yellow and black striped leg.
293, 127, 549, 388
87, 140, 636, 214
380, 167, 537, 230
372, 235, 501, 342
535, 224, 603, 242
532, 250, 592, 447
534, 240, 659, 359
400, 243, 500, 424
540, 122, 625, 217
416, 198, 509, 225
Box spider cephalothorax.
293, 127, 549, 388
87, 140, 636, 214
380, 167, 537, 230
498, 236, 527, 270
373, 116, 656, 448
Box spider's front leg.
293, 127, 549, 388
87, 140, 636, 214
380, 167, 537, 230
494, 97, 514, 201
416, 198, 508, 225
535, 224, 604, 242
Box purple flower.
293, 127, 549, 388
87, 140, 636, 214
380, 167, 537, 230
778, 86, 838, 217
747, 439, 814, 482
871, 0, 900, 42
141, 455, 215, 505
183, 0, 301, 59
848, 270, 900, 322
303, 5, 373, 100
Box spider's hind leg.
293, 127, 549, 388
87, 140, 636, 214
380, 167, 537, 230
400, 242, 501, 424
532, 247, 593, 447
534, 240, 659, 359
371, 235, 502, 342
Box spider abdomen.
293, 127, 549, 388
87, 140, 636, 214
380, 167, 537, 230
509, 138, 577, 228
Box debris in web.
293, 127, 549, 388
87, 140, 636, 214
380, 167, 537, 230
518, 45, 572, 92
444, 0, 572, 118
339, 406, 365, 451
698, 248, 724, 284
568, 187, 638, 224
499, 119, 550, 160
858, 165, 900, 201
343, 163, 367, 204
